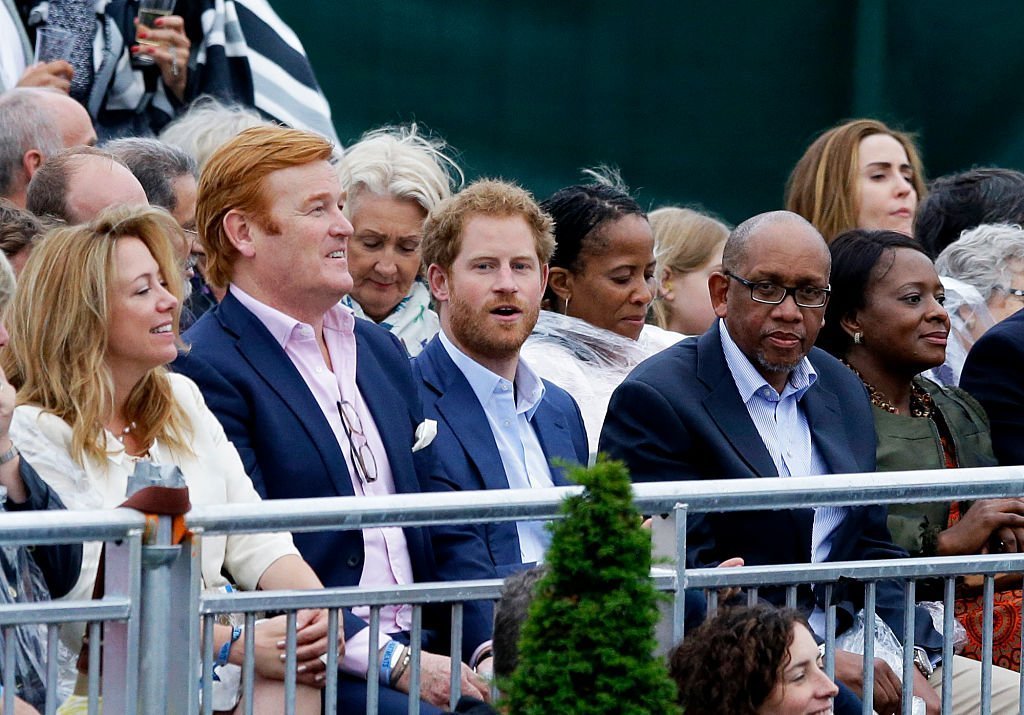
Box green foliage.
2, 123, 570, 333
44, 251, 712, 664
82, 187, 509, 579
502, 458, 681, 715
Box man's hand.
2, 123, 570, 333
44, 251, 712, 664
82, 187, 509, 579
912, 667, 941, 715
833, 650, 902, 715
16, 61, 73, 92
394, 651, 490, 707
715, 556, 744, 602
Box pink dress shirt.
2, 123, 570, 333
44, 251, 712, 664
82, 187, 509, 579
231, 285, 415, 676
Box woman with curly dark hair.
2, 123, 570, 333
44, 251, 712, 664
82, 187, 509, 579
669, 605, 838, 715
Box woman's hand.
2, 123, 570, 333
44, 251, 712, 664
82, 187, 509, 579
0, 363, 25, 503
936, 499, 1024, 556
229, 610, 340, 688
131, 15, 190, 100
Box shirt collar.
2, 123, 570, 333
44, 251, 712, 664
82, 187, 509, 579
718, 318, 817, 402
439, 331, 546, 418
229, 284, 355, 348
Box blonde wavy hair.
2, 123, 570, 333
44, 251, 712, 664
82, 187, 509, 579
2, 205, 193, 465
649, 207, 730, 329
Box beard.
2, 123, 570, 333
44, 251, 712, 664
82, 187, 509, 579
755, 351, 803, 375
446, 288, 540, 363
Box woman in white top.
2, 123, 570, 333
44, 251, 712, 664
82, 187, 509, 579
522, 171, 684, 454
336, 124, 462, 356
3, 206, 335, 714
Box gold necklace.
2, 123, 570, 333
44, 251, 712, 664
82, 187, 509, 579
840, 360, 934, 418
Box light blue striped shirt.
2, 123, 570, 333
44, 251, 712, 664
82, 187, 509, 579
439, 332, 555, 564
718, 320, 846, 563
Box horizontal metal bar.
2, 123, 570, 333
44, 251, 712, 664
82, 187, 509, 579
0, 470, 1009, 545
185, 468, 1024, 535
0, 511, 145, 545
200, 573, 679, 615
0, 598, 133, 625
683, 553, 1024, 589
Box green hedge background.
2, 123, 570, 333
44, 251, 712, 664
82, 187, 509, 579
274, 0, 1024, 224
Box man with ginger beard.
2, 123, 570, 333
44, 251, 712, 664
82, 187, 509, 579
413, 179, 588, 671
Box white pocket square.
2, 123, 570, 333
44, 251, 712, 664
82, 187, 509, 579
412, 419, 437, 452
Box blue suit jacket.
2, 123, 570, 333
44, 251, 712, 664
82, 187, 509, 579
961, 306, 1024, 466
599, 322, 942, 652
413, 335, 589, 577
174, 292, 485, 651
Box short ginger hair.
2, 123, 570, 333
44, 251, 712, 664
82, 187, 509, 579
196, 125, 335, 288
420, 179, 554, 273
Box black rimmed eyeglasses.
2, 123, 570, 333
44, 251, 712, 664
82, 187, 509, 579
337, 400, 378, 484
725, 271, 831, 308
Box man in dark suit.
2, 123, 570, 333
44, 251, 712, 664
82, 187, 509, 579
961, 307, 1024, 465
412, 180, 589, 668
174, 125, 489, 713
600, 211, 952, 714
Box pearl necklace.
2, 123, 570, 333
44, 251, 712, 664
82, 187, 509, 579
840, 360, 934, 418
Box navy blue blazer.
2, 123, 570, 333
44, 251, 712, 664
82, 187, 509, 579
413, 335, 589, 578
961, 307, 1024, 466
173, 292, 484, 650
599, 322, 942, 652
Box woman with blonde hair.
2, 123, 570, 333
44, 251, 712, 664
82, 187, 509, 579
3, 206, 335, 713
336, 124, 462, 356
649, 206, 729, 335
785, 118, 927, 242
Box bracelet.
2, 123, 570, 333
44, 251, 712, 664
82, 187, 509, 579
216, 625, 243, 668
0, 442, 18, 465
472, 645, 493, 672
389, 648, 412, 687
379, 640, 400, 686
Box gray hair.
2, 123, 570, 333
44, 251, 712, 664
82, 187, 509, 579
935, 223, 1024, 301
0, 252, 16, 313
0, 89, 64, 198
337, 124, 462, 215
493, 566, 546, 679
722, 210, 829, 273
158, 95, 272, 171
103, 138, 197, 214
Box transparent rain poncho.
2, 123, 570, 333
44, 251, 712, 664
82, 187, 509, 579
0, 486, 51, 710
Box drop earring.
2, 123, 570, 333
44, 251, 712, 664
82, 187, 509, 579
853, 332, 863, 345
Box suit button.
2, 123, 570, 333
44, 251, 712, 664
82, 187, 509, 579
347, 555, 361, 568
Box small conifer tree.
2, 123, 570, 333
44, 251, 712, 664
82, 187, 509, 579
502, 458, 681, 715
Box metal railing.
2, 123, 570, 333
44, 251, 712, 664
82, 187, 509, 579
3, 466, 1024, 714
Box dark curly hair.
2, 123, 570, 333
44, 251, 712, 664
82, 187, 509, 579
668, 605, 806, 714
540, 169, 647, 308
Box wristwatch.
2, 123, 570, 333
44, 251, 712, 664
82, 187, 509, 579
913, 647, 934, 678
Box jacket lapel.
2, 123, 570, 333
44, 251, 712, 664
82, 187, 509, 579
420, 340, 509, 491
802, 356, 859, 475
218, 293, 354, 496
354, 325, 421, 494
533, 399, 579, 487
698, 324, 779, 477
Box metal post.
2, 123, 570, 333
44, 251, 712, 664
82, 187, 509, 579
673, 503, 688, 642
102, 531, 143, 715
165, 529, 203, 715
127, 462, 189, 715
